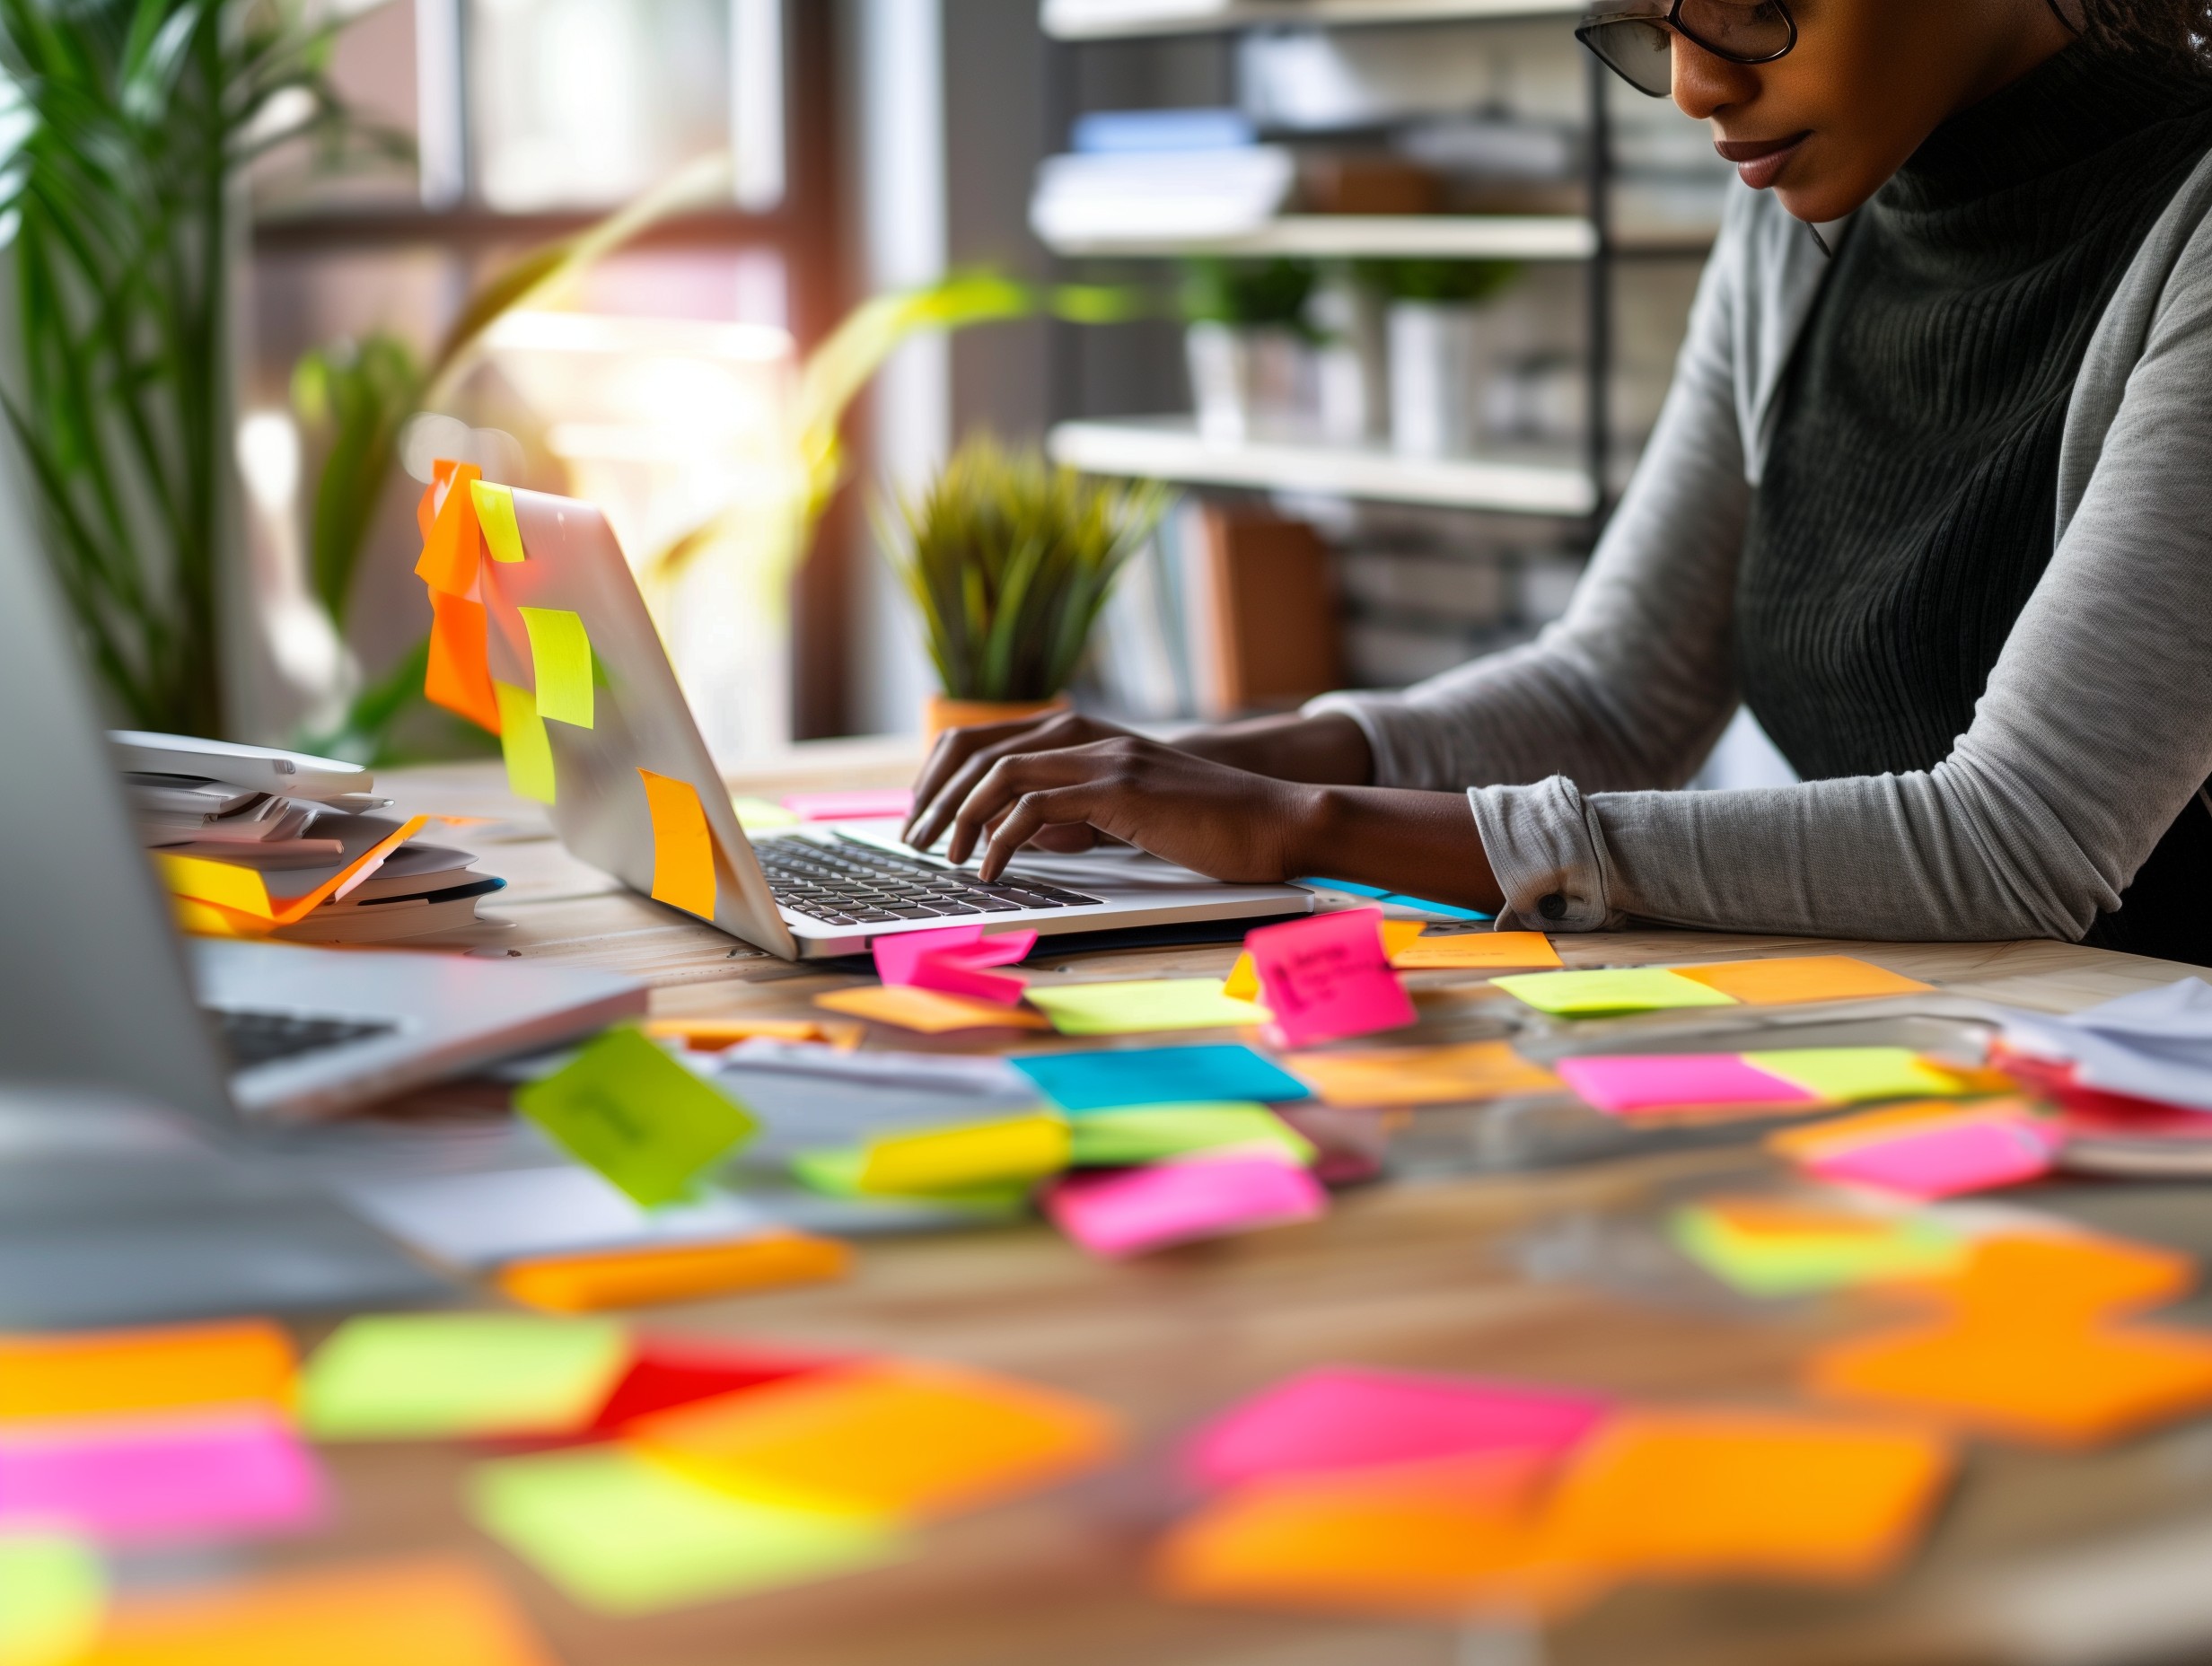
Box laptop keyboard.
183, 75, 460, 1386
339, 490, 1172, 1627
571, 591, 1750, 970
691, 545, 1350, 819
207, 1008, 397, 1070
754, 835, 1102, 927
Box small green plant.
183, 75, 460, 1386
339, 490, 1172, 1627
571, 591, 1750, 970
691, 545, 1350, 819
1354, 258, 1522, 305
1177, 257, 1321, 336
884, 437, 1168, 704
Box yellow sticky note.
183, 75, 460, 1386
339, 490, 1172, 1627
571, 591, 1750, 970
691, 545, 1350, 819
1392, 931, 1563, 971
495, 681, 557, 804
638, 768, 717, 918
815, 986, 1052, 1033
1224, 953, 1260, 1003
733, 796, 801, 833
519, 607, 594, 729
1026, 978, 1270, 1036
470, 479, 527, 564
856, 1114, 1069, 1194
156, 853, 274, 921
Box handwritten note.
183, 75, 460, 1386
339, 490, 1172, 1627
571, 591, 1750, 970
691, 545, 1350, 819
425, 591, 501, 734
638, 768, 717, 918
1246, 910, 1418, 1048
815, 985, 1052, 1034
414, 461, 484, 596
1492, 968, 1740, 1018
515, 1027, 757, 1208
302, 1314, 630, 1441
1043, 1157, 1327, 1258
1799, 1112, 2059, 1199
494, 680, 557, 804
1026, 978, 1270, 1036
470, 479, 527, 564
1674, 956, 1933, 1006
1014, 1045, 1312, 1110
0, 1534, 102, 1665
0, 1321, 294, 1424
496, 1232, 851, 1314
0, 1411, 322, 1546
518, 607, 594, 729
1285, 1040, 1561, 1108
1555, 1054, 1819, 1117
1391, 931, 1562, 971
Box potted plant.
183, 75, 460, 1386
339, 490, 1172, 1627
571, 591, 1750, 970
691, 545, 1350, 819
1178, 257, 1321, 444
885, 437, 1168, 738
1357, 259, 1522, 458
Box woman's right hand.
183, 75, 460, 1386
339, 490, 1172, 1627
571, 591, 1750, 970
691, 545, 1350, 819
905, 712, 1144, 855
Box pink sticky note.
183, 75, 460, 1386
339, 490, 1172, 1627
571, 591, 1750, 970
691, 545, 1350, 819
872, 927, 1036, 1006
873, 924, 986, 986
1246, 909, 1416, 1048
0, 1410, 323, 1544
1555, 1053, 1820, 1116
1182, 1366, 1611, 1491
1804, 1114, 2059, 1199
782, 788, 915, 822
1044, 1158, 1327, 1258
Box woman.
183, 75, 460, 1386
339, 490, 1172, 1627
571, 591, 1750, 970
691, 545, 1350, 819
906, 0, 2212, 964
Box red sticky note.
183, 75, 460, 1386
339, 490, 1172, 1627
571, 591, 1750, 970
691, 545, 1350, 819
1044, 1158, 1327, 1258
1803, 1112, 2059, 1199
1556, 1054, 1820, 1116
1247, 909, 1417, 1048
589, 1337, 852, 1435
0, 1410, 323, 1545
415, 461, 485, 596
781, 789, 914, 822
425, 591, 502, 734
1183, 1367, 1611, 1491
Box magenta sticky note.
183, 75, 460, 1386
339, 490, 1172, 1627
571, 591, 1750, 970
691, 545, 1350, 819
782, 788, 914, 822
1182, 1366, 1611, 1491
0, 1411, 323, 1545
873, 924, 985, 986
1804, 1115, 2059, 1199
1044, 1158, 1327, 1258
873, 927, 1037, 1006
1245, 909, 1416, 1048
1555, 1053, 1819, 1116
914, 950, 1028, 1007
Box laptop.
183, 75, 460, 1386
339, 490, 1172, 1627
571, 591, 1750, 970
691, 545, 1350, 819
486, 487, 1315, 960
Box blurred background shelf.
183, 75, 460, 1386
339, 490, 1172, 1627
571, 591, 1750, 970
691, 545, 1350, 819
1040, 213, 1600, 260
1043, 0, 1584, 40
1048, 416, 1599, 515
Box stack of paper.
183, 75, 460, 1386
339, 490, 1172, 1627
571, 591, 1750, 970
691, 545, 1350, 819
1989, 980, 2212, 1171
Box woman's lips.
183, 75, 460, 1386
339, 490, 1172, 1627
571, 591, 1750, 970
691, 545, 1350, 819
1714, 132, 1811, 190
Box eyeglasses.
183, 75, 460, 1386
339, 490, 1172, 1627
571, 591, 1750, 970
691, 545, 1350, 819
1576, 0, 1797, 98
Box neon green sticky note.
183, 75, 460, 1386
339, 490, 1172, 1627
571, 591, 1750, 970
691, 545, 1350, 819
0, 1534, 104, 1666
301, 1314, 630, 1440
470, 1446, 904, 1616
1491, 968, 1739, 1018
1744, 1048, 1969, 1103
1025, 978, 1270, 1037
515, 1027, 758, 1208
788, 1148, 1030, 1214
1670, 1208, 1967, 1298
494, 680, 557, 804
519, 606, 594, 728
1068, 1104, 1314, 1167
733, 796, 800, 833
470, 479, 527, 564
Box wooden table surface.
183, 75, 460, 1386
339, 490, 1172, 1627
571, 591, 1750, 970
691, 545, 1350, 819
319, 753, 2212, 1666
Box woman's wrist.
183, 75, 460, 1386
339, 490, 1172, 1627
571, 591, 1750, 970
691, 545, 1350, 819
1286, 785, 1505, 914
1178, 712, 1374, 785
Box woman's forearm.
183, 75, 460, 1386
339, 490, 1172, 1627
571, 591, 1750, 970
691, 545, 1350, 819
1176, 712, 1374, 785
1286, 785, 1505, 913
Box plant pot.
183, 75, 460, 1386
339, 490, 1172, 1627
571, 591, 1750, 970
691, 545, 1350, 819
1185, 322, 1317, 444
923, 692, 1073, 742
1387, 299, 1489, 458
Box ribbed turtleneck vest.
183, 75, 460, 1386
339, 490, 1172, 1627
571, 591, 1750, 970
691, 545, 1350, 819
1737, 45, 2212, 962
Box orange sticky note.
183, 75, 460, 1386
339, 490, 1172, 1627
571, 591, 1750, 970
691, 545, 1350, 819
425, 591, 501, 734
0, 1320, 295, 1423
496, 1232, 852, 1314
158, 818, 431, 926
75, 1556, 555, 1666
815, 985, 1051, 1034
1767, 1100, 1993, 1162
414, 462, 485, 597
1285, 1040, 1562, 1108
1223, 953, 1260, 1003
644, 1017, 865, 1051
632, 1360, 1119, 1520
638, 768, 717, 918
1674, 956, 1934, 1006
1918, 1232, 2198, 1325
1391, 931, 1563, 971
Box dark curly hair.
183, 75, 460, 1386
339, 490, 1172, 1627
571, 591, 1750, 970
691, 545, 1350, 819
2077, 0, 2212, 71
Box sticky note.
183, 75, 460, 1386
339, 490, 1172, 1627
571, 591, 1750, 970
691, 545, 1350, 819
1931, 1233, 2198, 1327
1674, 956, 1933, 1006
1391, 931, 1562, 971
1745, 1048, 1972, 1103
495, 1232, 852, 1313
1491, 968, 1739, 1017
645, 1017, 860, 1051
788, 1150, 1031, 1215
424, 591, 501, 734
1555, 1054, 1818, 1116
470, 1446, 901, 1616
1671, 1206, 1968, 1297
301, 1314, 631, 1440
1069, 1105, 1312, 1168
638, 768, 717, 918
0, 1321, 294, 1424
733, 796, 801, 832
414, 461, 483, 596
1026, 978, 1271, 1036
873, 925, 1036, 1007
494, 680, 556, 804
0, 1534, 103, 1666
581, 1337, 850, 1437
846, 1113, 1069, 1194
1044, 1157, 1327, 1258
1183, 1368, 1611, 1491
155, 816, 429, 926
632, 1360, 1119, 1520
781, 789, 914, 822
1223, 953, 1260, 1002
1245, 910, 1417, 1048
515, 1027, 758, 1209
1285, 1040, 1562, 1108
0, 1412, 321, 1546
74, 1556, 556, 1666
1767, 1100, 1985, 1162
1802, 1112, 2058, 1199
518, 607, 593, 729
470, 479, 527, 564
1014, 1045, 1312, 1110
815, 985, 1051, 1033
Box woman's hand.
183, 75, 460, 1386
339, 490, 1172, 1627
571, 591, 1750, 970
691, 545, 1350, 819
905, 712, 1146, 855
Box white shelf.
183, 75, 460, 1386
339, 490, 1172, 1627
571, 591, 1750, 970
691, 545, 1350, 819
1049, 416, 1597, 515
1040, 213, 1600, 261
1043, 0, 1583, 39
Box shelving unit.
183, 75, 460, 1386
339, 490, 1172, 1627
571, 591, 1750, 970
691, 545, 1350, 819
1042, 0, 1582, 41
1038, 212, 1599, 261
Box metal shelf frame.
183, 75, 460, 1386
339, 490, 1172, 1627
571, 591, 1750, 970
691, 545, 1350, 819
1043, 0, 1584, 41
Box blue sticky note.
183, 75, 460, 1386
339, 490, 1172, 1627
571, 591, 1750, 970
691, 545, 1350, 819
1013, 1045, 1312, 1111
1382, 894, 1492, 922
1295, 878, 1391, 899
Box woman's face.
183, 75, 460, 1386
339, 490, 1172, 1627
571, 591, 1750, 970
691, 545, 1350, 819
1671, 0, 2076, 222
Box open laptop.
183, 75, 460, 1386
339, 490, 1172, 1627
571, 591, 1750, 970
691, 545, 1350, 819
485, 487, 1315, 960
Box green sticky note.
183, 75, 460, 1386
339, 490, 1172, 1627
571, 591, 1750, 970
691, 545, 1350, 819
301, 1314, 629, 1440
1491, 969, 1739, 1018
1026, 978, 1270, 1037
519, 606, 594, 728
1744, 1048, 1966, 1103
470, 479, 527, 564
733, 796, 800, 833
1671, 1208, 1966, 1298
1067, 1103, 1313, 1167
494, 680, 557, 804
0, 1534, 104, 1666
789, 1148, 1031, 1214
470, 1446, 904, 1615
516, 1027, 758, 1207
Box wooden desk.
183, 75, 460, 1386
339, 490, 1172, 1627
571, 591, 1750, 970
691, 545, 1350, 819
327, 755, 2212, 1666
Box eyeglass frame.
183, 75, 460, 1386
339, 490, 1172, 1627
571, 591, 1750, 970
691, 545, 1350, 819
1575, 0, 1800, 97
